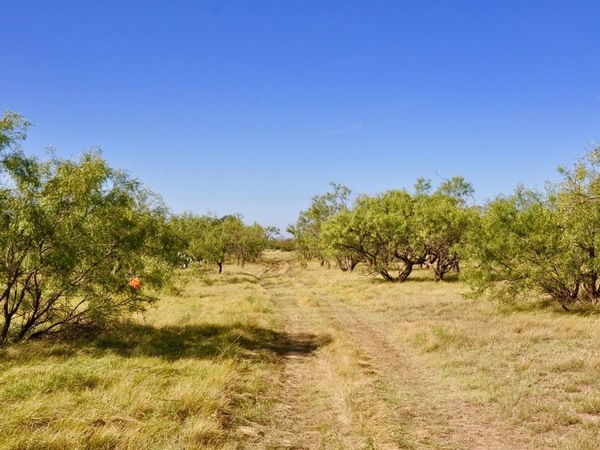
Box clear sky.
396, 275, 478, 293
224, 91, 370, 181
2, 1, 599, 232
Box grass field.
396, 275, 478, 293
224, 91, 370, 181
0, 265, 281, 449
2, 251, 600, 449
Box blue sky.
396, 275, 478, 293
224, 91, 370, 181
2, 1, 600, 232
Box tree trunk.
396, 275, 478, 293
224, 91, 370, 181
582, 271, 598, 303
0, 301, 11, 344
398, 263, 413, 282
380, 268, 394, 281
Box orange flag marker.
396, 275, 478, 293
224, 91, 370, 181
128, 277, 141, 289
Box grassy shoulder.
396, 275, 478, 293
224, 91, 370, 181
0, 266, 281, 450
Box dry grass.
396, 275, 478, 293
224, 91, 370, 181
292, 262, 600, 448
3, 255, 600, 448
0, 267, 280, 450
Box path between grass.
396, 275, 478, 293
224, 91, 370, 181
4, 259, 599, 449
242, 260, 532, 450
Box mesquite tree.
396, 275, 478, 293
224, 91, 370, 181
171, 213, 274, 273
321, 189, 425, 280
319, 180, 474, 281
463, 147, 600, 307
413, 177, 476, 280
0, 112, 179, 343
287, 182, 352, 264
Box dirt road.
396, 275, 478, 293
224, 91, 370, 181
242, 261, 531, 450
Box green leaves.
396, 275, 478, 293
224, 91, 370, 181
0, 144, 177, 343
171, 213, 273, 273
462, 146, 600, 306
0, 111, 30, 152
288, 182, 352, 262
316, 182, 473, 281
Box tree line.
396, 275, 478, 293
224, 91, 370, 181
3, 108, 600, 344
289, 146, 600, 310
170, 213, 278, 273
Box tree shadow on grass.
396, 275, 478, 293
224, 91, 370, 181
85, 322, 332, 362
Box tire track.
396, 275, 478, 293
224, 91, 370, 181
282, 266, 532, 450
245, 262, 404, 449
245, 261, 531, 449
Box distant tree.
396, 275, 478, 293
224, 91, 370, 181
413, 177, 432, 196
224, 216, 275, 267
436, 175, 475, 205
170, 213, 218, 267
184, 214, 230, 273
271, 236, 296, 252
173, 213, 273, 273
236, 223, 276, 265
288, 182, 351, 264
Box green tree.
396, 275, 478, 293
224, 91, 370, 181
553, 148, 600, 303
179, 214, 229, 273
322, 190, 424, 281
320, 178, 475, 281
288, 182, 351, 264
461, 146, 600, 308
235, 223, 276, 265
436, 175, 475, 205
461, 187, 576, 305
413, 180, 476, 280
320, 208, 364, 271
173, 213, 273, 273
0, 150, 177, 343
373, 190, 428, 281
0, 111, 30, 151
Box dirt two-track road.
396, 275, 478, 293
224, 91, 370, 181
240, 260, 531, 450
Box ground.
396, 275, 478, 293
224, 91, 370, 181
2, 252, 600, 449
240, 256, 531, 449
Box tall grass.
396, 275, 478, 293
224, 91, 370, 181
0, 267, 280, 450
4, 256, 600, 448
